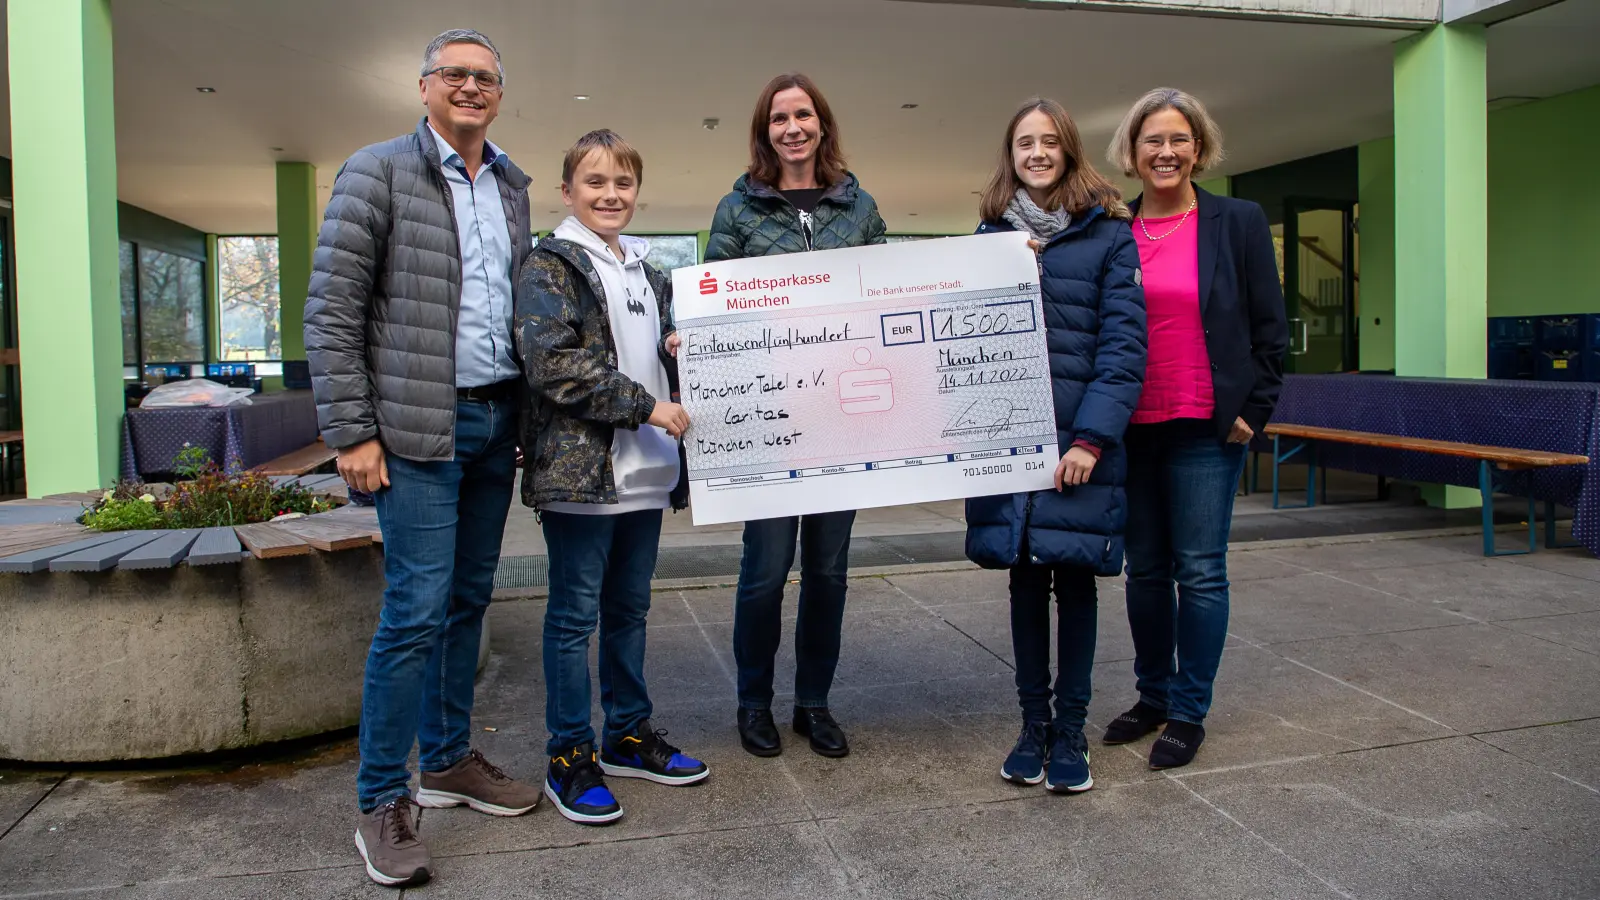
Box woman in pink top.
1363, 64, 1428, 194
1099, 89, 1289, 769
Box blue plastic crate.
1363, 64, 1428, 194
1537, 349, 1586, 382
1488, 316, 1536, 347
1488, 344, 1536, 380
1536, 315, 1587, 353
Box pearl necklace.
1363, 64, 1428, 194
1138, 195, 1197, 241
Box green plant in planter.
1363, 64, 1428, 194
83, 447, 337, 532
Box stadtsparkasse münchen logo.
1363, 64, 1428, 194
699, 272, 718, 296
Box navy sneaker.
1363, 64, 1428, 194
1000, 720, 1049, 785
544, 743, 623, 825
1045, 728, 1093, 794
600, 719, 710, 786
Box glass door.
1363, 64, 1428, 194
1281, 199, 1356, 374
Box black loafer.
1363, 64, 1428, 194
737, 708, 782, 757
793, 707, 850, 758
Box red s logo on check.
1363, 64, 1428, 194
699, 273, 717, 295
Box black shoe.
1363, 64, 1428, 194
793, 707, 850, 758
737, 708, 782, 757
1149, 721, 1205, 770
600, 719, 710, 786
1102, 701, 1168, 745
544, 743, 623, 825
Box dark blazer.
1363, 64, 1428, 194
964, 207, 1148, 576
1128, 186, 1288, 441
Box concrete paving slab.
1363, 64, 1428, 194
1501, 546, 1600, 584
1087, 646, 1455, 776
918, 595, 1146, 666
1335, 556, 1600, 622
417, 698, 813, 861
415, 821, 846, 900
1261, 535, 1482, 573
1228, 572, 1469, 645
1271, 623, 1600, 733
1498, 610, 1600, 656
0, 770, 63, 838
1227, 549, 1316, 582
0, 747, 361, 894
1475, 718, 1600, 792
1180, 737, 1600, 900
819, 780, 1347, 900
21, 867, 385, 899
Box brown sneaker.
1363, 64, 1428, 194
416, 749, 541, 816
355, 797, 431, 888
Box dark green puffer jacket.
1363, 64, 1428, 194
704, 172, 887, 261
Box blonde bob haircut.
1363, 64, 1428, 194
1107, 87, 1224, 179
979, 97, 1128, 223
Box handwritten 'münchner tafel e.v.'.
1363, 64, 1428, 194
669, 232, 1059, 526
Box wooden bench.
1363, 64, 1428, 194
254, 438, 338, 477
1264, 423, 1589, 557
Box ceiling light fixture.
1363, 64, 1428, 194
196, 86, 216, 93
901, 103, 919, 109
269, 146, 284, 152
702, 118, 720, 131
572, 94, 590, 101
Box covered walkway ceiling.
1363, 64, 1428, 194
1, 0, 1595, 235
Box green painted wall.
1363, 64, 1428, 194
8, 0, 123, 494
1357, 137, 1395, 371
1486, 83, 1600, 317
275, 162, 316, 362
1196, 176, 1231, 197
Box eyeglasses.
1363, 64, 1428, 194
424, 66, 503, 92
1141, 135, 1194, 152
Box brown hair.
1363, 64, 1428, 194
979, 98, 1128, 223
1107, 87, 1224, 178
561, 129, 644, 186
747, 73, 848, 188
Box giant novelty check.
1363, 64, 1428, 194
670, 232, 1058, 525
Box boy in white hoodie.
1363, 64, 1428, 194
514, 130, 707, 826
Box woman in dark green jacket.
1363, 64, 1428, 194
706, 72, 886, 761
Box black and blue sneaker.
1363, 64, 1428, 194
544, 743, 623, 825
1000, 720, 1050, 785
600, 719, 710, 786
1045, 727, 1093, 794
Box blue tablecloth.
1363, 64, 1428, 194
121, 390, 319, 481
1263, 374, 1600, 555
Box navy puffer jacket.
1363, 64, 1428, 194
964, 208, 1147, 576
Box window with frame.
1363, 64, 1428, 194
137, 247, 205, 363
217, 236, 281, 361
639, 234, 699, 274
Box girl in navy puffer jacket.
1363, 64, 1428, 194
965, 98, 1147, 794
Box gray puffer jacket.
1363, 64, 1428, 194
304, 117, 533, 461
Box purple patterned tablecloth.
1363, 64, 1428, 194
121, 390, 319, 481
1261, 374, 1600, 555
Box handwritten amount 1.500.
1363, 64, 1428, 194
933, 309, 1028, 339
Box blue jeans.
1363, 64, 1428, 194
1009, 563, 1097, 733
1123, 419, 1246, 725
733, 511, 855, 709
357, 399, 516, 811
540, 508, 662, 756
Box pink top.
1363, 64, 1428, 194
1132, 211, 1215, 424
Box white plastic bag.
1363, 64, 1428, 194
140, 378, 254, 408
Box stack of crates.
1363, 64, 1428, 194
1487, 316, 1536, 380
1535, 315, 1591, 382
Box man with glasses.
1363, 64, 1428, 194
305, 28, 535, 888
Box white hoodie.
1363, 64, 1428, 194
542, 216, 681, 515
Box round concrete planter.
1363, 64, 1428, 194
0, 546, 496, 764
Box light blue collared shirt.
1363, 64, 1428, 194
428, 123, 517, 388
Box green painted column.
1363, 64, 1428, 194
1393, 25, 1487, 509
8, 0, 122, 494
275, 162, 317, 362
1393, 24, 1487, 379
1357, 138, 1395, 372
696, 230, 710, 263
205, 233, 221, 361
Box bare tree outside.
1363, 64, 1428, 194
219, 236, 281, 361
137, 248, 205, 363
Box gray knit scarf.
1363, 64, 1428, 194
1001, 188, 1070, 244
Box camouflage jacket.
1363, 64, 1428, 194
704, 172, 887, 261
514, 238, 687, 511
